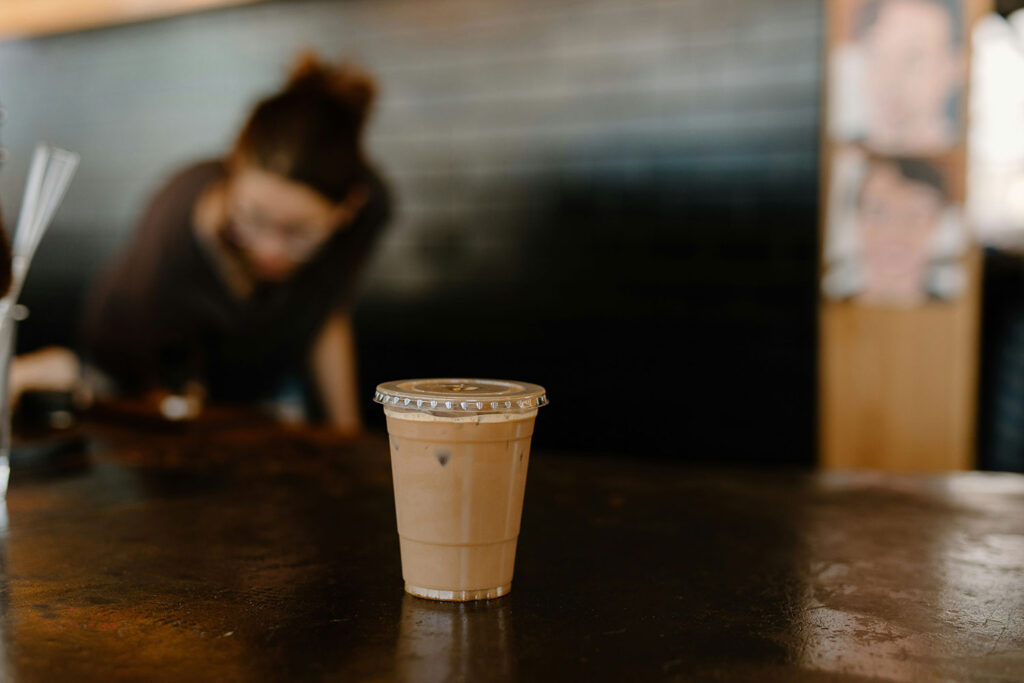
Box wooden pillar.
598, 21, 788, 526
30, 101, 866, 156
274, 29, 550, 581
819, 0, 991, 470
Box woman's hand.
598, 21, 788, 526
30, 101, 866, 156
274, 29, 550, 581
10, 346, 82, 410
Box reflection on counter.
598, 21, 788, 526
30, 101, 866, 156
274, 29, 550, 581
395, 593, 515, 683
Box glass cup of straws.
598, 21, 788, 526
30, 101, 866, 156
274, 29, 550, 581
0, 314, 14, 497
0, 144, 81, 498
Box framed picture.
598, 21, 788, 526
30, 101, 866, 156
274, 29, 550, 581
828, 0, 966, 155
822, 147, 966, 306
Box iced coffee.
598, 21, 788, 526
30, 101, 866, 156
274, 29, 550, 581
374, 379, 548, 601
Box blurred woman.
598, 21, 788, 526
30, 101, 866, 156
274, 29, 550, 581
80, 54, 391, 434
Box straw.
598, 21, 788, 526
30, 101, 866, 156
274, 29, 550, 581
4, 143, 80, 307
11, 145, 48, 255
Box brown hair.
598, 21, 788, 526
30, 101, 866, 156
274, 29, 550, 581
231, 52, 376, 202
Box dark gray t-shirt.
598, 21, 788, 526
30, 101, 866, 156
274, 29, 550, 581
81, 160, 390, 401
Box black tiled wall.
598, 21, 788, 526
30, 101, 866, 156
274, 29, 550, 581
0, 0, 820, 461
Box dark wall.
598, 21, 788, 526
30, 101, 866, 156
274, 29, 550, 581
0, 0, 821, 462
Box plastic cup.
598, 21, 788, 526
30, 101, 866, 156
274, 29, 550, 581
374, 379, 548, 601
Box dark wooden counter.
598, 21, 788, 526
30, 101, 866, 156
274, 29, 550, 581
0, 424, 1022, 681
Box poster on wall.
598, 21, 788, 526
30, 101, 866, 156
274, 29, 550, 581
828, 0, 967, 155
822, 147, 966, 306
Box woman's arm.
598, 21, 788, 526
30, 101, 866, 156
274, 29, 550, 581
311, 311, 363, 437
9, 346, 81, 410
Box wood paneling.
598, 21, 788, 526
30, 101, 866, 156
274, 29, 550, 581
0, 0, 260, 38
820, 251, 982, 470
818, 0, 991, 471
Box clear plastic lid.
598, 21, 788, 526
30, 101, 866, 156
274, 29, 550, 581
373, 378, 548, 414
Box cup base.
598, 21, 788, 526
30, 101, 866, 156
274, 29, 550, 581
405, 582, 511, 602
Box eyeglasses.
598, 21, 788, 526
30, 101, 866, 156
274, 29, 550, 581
227, 205, 331, 261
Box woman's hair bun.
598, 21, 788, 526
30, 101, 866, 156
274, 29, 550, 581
286, 51, 376, 130
232, 51, 378, 200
